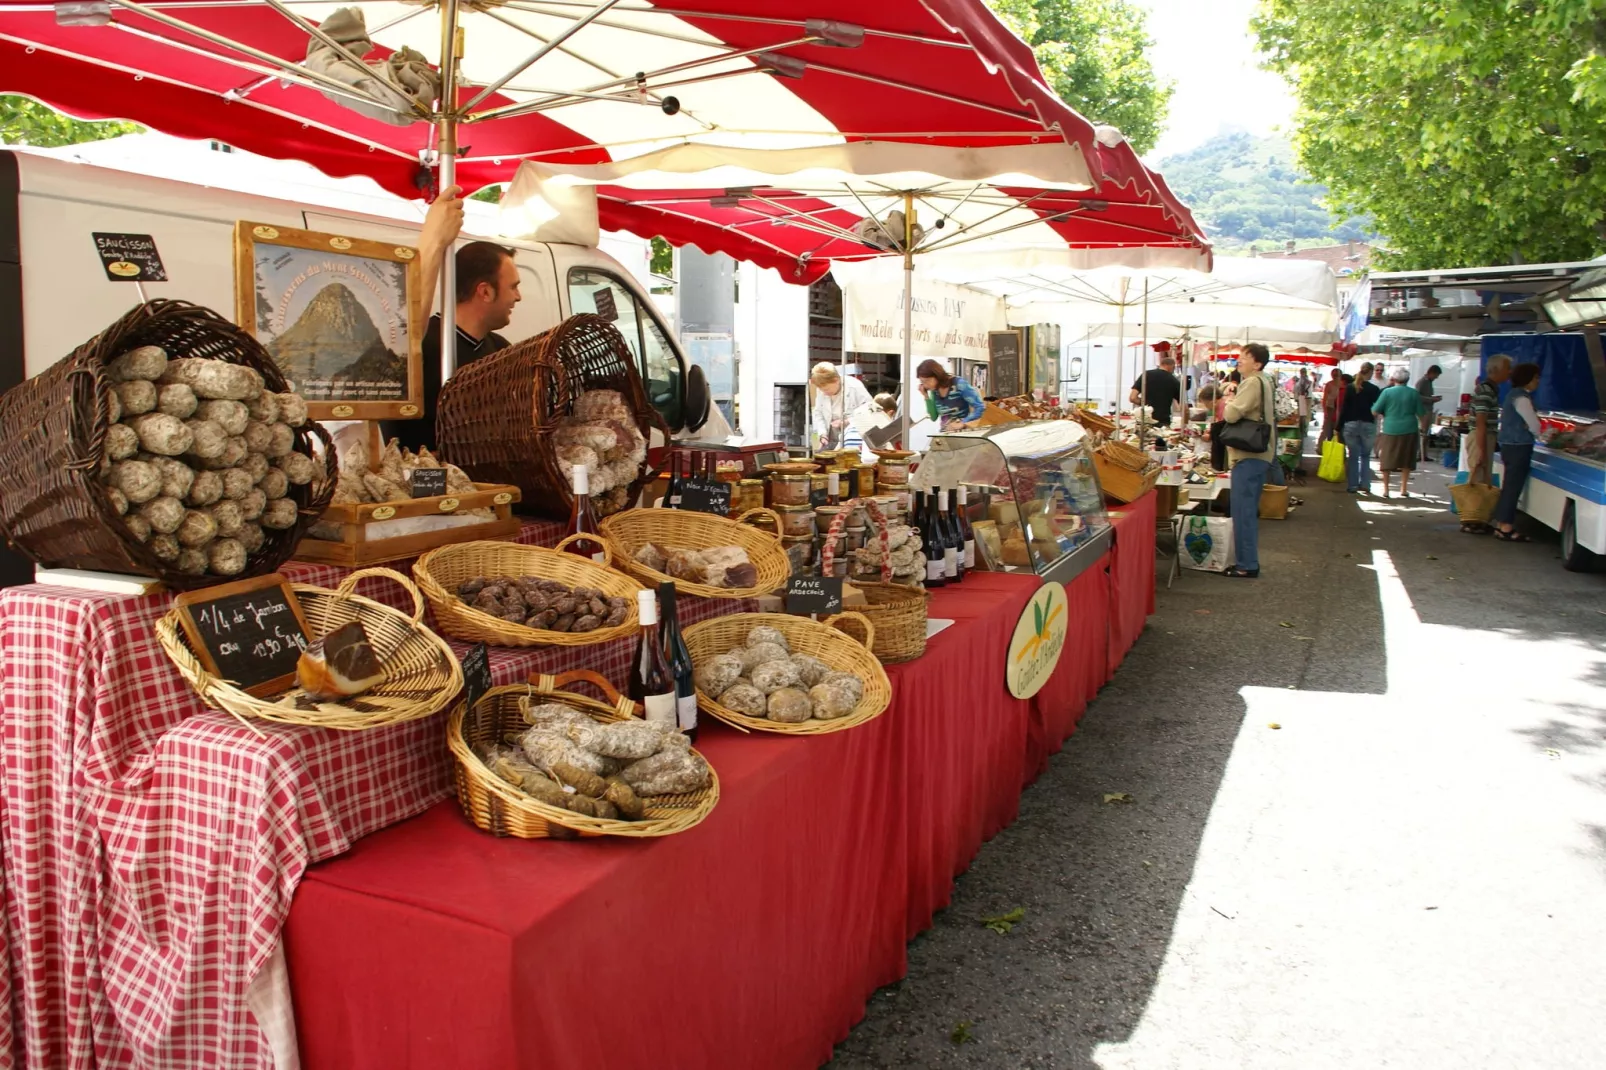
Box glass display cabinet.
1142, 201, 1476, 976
915, 420, 1111, 585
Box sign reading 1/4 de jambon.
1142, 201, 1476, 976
1005, 581, 1068, 699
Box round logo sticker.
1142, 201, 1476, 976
395, 247, 416, 260
107, 261, 140, 278
330, 404, 355, 418
398, 404, 419, 417
370, 505, 396, 520
492, 492, 512, 505
252, 225, 278, 240
438, 497, 459, 512
329, 236, 352, 251
1005, 581, 1069, 699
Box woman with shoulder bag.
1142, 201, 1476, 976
1219, 343, 1277, 578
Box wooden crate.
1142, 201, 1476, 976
293, 483, 523, 567
1092, 453, 1161, 505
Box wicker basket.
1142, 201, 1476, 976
600, 507, 791, 600
448, 669, 720, 839
412, 537, 643, 647
682, 611, 892, 735
155, 568, 462, 731
1452, 481, 1499, 523
1099, 439, 1152, 472
0, 300, 336, 589
435, 314, 668, 520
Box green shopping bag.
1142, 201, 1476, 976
1317, 438, 1346, 482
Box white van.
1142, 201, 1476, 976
0, 143, 690, 429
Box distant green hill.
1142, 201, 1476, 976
1157, 130, 1373, 251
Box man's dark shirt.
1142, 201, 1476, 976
383, 313, 509, 452
1132, 367, 1182, 426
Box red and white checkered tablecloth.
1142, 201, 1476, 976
0, 522, 750, 1070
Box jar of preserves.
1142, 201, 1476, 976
770, 473, 813, 507
780, 534, 814, 573
732, 478, 765, 515
775, 504, 816, 538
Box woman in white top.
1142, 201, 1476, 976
809, 362, 874, 455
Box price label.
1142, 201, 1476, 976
462, 642, 491, 713
785, 574, 843, 616
92, 232, 167, 282
409, 468, 448, 497
679, 476, 731, 516
810, 486, 829, 507
172, 573, 310, 696
592, 287, 618, 322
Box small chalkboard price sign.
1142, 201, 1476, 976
679, 476, 731, 515
809, 485, 829, 507
409, 467, 448, 498
462, 642, 491, 712
172, 573, 311, 697
592, 286, 618, 322
785, 574, 844, 616
92, 232, 168, 282
988, 329, 1023, 399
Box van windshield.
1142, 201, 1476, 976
568, 268, 683, 430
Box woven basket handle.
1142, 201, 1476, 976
531, 669, 638, 718
64, 363, 111, 472
735, 507, 782, 541
824, 610, 876, 652
554, 533, 611, 565
334, 567, 426, 624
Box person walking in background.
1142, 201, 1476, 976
917, 358, 986, 430
1373, 367, 1425, 499
1221, 343, 1277, 578
1492, 362, 1543, 542
1129, 350, 1182, 430
1463, 354, 1511, 534
1320, 367, 1344, 441
1416, 364, 1444, 459
809, 361, 874, 454
1340, 361, 1381, 494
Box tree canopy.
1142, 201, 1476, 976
1254, 0, 1606, 269
0, 96, 138, 147
986, 0, 1172, 156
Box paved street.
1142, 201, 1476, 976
832, 454, 1606, 1069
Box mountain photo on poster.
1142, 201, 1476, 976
251, 243, 411, 402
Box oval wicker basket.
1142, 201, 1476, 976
682, 611, 892, 735
0, 300, 336, 589
855, 582, 931, 664
156, 568, 462, 731
413, 536, 644, 647
600, 507, 791, 600
448, 669, 720, 839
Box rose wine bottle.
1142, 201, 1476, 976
630, 589, 677, 729
657, 582, 697, 741
565, 465, 605, 562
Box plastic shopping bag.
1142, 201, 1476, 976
1317, 438, 1346, 482
1179, 516, 1235, 572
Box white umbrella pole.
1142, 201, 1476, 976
1140, 278, 1150, 441
901, 192, 915, 440
437, 0, 461, 379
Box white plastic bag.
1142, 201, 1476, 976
1179, 515, 1235, 572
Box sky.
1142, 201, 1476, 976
1131, 0, 1296, 162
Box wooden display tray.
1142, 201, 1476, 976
293, 482, 522, 567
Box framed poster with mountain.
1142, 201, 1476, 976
234, 221, 423, 421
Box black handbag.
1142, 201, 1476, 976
1218, 378, 1272, 454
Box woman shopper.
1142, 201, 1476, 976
1221, 343, 1277, 578
1340, 362, 1381, 494
809, 362, 874, 454
1372, 367, 1425, 498
917, 359, 986, 429
1492, 362, 1543, 542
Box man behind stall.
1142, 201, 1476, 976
383, 186, 524, 451
1129, 351, 1181, 428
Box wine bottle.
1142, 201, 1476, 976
827, 470, 840, 506
920, 490, 947, 587
936, 486, 959, 582
663, 448, 683, 509
564, 465, 605, 562
944, 486, 967, 582
956, 484, 977, 570
658, 582, 698, 741
630, 589, 677, 729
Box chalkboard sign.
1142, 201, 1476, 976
988, 330, 1023, 398
785, 575, 843, 616
679, 476, 731, 515
592, 286, 618, 322
172, 573, 311, 696
409, 468, 447, 497
462, 642, 491, 713
810, 486, 829, 507
92, 232, 167, 282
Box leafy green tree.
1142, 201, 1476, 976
1254, 0, 1606, 268
0, 96, 138, 147
986, 0, 1172, 155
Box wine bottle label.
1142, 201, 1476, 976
964, 540, 976, 569
644, 691, 677, 727
943, 547, 958, 578
677, 693, 698, 731
926, 558, 944, 582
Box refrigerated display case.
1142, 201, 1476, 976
914, 420, 1111, 585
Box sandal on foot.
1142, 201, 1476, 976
1221, 566, 1259, 578
1460, 522, 1490, 535
1494, 529, 1532, 542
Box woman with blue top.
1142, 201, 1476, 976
1492, 362, 1543, 542
918, 359, 986, 430
1371, 367, 1424, 499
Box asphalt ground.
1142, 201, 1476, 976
829, 442, 1606, 1070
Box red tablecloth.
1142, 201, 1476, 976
283, 534, 1157, 1070
1107, 491, 1158, 674
0, 522, 747, 1070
